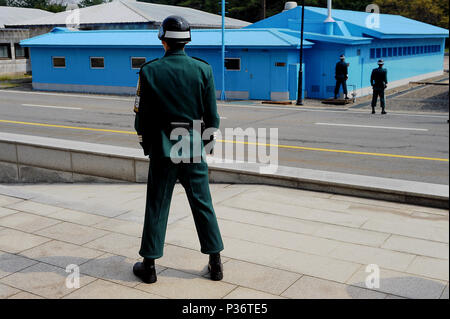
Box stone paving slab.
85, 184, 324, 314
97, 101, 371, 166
0, 251, 38, 279
281, 276, 387, 299
63, 279, 164, 299
0, 183, 448, 299
346, 267, 447, 299
0, 212, 62, 233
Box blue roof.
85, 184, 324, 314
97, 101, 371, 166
248, 6, 449, 39
308, 6, 449, 38
20, 27, 314, 49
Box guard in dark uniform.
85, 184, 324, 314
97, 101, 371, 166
334, 54, 349, 99
132, 15, 224, 284
371, 59, 388, 114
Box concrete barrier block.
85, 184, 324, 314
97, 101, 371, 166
135, 159, 149, 183
71, 152, 135, 182
0, 142, 17, 163
0, 161, 19, 182
19, 165, 73, 183
17, 145, 72, 171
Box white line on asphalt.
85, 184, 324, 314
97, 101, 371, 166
218, 103, 449, 119
21, 104, 82, 110
3, 90, 133, 101
2, 90, 447, 119
315, 122, 429, 131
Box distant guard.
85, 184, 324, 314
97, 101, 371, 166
132, 15, 224, 284
334, 54, 349, 100
371, 59, 388, 114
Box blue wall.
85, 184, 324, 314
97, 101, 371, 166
301, 38, 445, 99
29, 37, 445, 100
30, 46, 303, 100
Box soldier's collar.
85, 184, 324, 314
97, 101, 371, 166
164, 49, 186, 57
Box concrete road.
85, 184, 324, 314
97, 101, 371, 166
0, 88, 448, 185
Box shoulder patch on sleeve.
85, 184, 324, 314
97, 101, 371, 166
192, 57, 209, 65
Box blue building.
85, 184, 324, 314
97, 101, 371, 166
248, 6, 449, 99
21, 5, 448, 100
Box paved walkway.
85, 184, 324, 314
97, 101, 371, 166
0, 183, 448, 299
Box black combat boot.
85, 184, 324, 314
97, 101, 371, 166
208, 253, 223, 281
133, 258, 157, 284
381, 109, 387, 114
371, 108, 376, 114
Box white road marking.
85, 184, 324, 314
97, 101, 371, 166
3, 90, 132, 101
315, 122, 429, 131
21, 104, 82, 110
1, 90, 447, 119
220, 116, 227, 119
218, 103, 449, 119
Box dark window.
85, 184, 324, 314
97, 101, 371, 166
408, 47, 412, 55
382, 48, 387, 57
398, 47, 402, 56
403, 47, 408, 55
357, 49, 361, 56
376, 48, 381, 58
388, 47, 393, 57
90, 57, 104, 69
412, 46, 416, 55
275, 62, 286, 67
14, 43, 28, 59
437, 45, 441, 52
225, 58, 240, 71
393, 47, 397, 56
0, 43, 12, 59
52, 57, 66, 68
131, 57, 146, 69
370, 48, 375, 59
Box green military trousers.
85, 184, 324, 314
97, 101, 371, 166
371, 88, 386, 110
139, 157, 224, 259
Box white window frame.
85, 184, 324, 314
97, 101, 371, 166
90, 56, 105, 69
225, 58, 241, 71
52, 56, 66, 68
131, 57, 146, 69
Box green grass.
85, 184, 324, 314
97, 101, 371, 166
0, 74, 32, 82
0, 83, 20, 89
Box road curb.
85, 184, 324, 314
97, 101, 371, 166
0, 132, 448, 208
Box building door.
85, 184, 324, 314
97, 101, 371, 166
248, 52, 271, 100
320, 56, 337, 99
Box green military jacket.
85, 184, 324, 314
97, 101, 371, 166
371, 67, 388, 90
133, 49, 220, 159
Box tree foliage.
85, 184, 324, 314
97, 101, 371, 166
143, 0, 448, 29
374, 0, 448, 29
3, 0, 448, 29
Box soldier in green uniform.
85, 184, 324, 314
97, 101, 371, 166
132, 16, 224, 284
371, 59, 388, 114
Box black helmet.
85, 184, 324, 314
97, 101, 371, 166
158, 15, 191, 43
